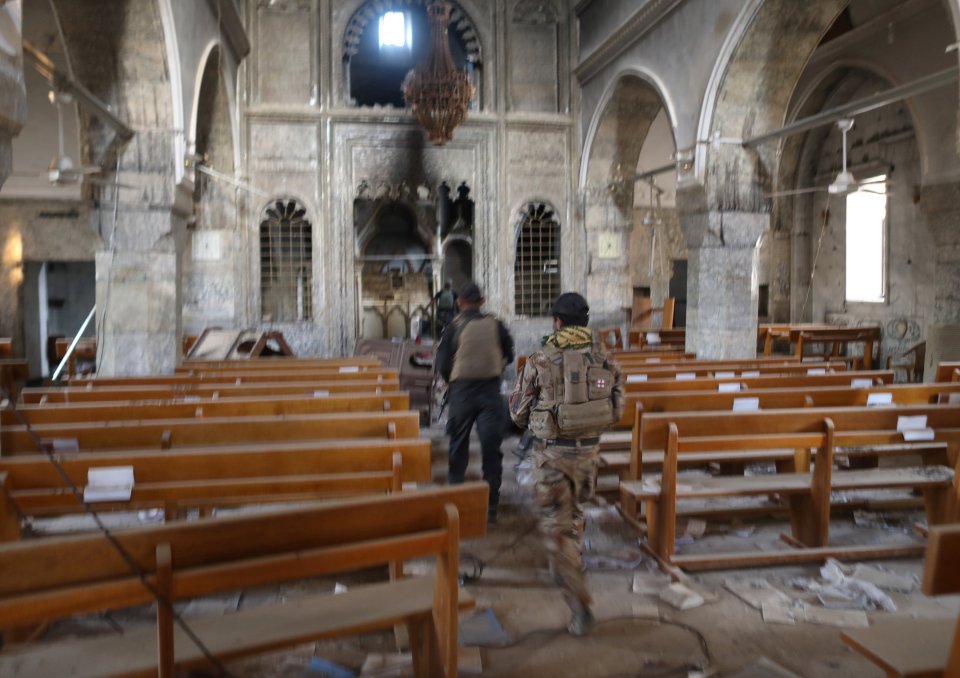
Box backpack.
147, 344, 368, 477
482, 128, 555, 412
438, 289, 455, 311
528, 343, 616, 440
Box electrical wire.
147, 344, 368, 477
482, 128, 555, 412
799, 205, 831, 320
1, 392, 236, 677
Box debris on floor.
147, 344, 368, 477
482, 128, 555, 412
850, 563, 918, 593
761, 600, 870, 628
630, 602, 661, 619
790, 559, 896, 611
724, 578, 792, 610
458, 646, 483, 674
583, 547, 645, 570
359, 653, 411, 677
459, 607, 509, 647
299, 657, 356, 678
681, 518, 707, 538
632, 570, 672, 595
660, 582, 706, 610
726, 656, 802, 678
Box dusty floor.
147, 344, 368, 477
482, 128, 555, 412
24, 428, 960, 677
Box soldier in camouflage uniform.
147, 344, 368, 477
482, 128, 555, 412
509, 293, 624, 635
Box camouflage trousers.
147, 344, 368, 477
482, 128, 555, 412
531, 441, 600, 612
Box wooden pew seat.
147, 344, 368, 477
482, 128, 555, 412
841, 618, 956, 678
0, 484, 488, 678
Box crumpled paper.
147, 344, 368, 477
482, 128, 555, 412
789, 559, 896, 612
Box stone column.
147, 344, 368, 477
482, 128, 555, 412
96, 186, 188, 376
920, 183, 960, 325
680, 206, 767, 359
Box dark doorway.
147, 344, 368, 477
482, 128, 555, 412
668, 259, 687, 328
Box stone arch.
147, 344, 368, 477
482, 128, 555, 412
189, 43, 239, 173
698, 0, 848, 212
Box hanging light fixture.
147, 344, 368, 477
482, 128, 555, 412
402, 1, 474, 145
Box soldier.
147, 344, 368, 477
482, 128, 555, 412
437, 282, 515, 523
509, 292, 624, 635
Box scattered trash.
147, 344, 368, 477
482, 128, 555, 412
359, 653, 411, 677
632, 571, 672, 595
730, 520, 757, 538
137, 508, 164, 523
459, 608, 509, 647
299, 657, 356, 678
761, 600, 799, 626
789, 559, 896, 612
850, 563, 918, 593
725, 579, 791, 611
458, 646, 483, 674
180, 594, 241, 618
583, 548, 645, 570
334, 583, 349, 595
853, 510, 890, 529
762, 600, 869, 628
660, 583, 705, 610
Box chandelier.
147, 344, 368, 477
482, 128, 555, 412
402, 1, 475, 145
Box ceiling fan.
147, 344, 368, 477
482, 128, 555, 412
767, 119, 891, 199
10, 91, 134, 189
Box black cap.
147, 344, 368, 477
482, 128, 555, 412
459, 282, 484, 303
551, 292, 589, 319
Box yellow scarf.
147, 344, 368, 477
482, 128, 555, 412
544, 326, 594, 349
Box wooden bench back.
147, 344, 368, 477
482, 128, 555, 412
615, 382, 960, 428
612, 355, 801, 368
617, 361, 845, 378
922, 524, 960, 676
936, 362, 960, 383
178, 356, 382, 371
637, 404, 960, 453
623, 370, 894, 394
0, 483, 488, 629
1, 391, 410, 427
68, 367, 399, 387
19, 378, 402, 404
1, 410, 421, 454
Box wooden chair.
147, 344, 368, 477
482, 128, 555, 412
887, 342, 926, 383
598, 326, 623, 350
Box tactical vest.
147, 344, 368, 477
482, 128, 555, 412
450, 315, 506, 381
528, 343, 616, 440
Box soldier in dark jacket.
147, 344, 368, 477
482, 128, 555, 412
437, 282, 515, 523
509, 292, 624, 635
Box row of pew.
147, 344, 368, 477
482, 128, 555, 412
0, 355, 483, 677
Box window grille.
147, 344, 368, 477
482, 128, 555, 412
514, 202, 560, 317
260, 199, 313, 322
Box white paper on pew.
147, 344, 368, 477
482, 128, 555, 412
339, 366, 360, 373
714, 371, 735, 379
733, 397, 760, 411
627, 374, 648, 383
807, 368, 826, 375
897, 415, 927, 432
84, 466, 134, 503
902, 428, 935, 442
741, 370, 761, 378
646, 358, 661, 364
850, 378, 873, 388
676, 373, 696, 381
646, 332, 661, 345
949, 393, 960, 404
866, 392, 893, 407
718, 382, 742, 393
313, 390, 330, 398
51, 438, 80, 452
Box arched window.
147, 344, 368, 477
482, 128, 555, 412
514, 202, 560, 317
260, 199, 313, 322
343, 0, 482, 108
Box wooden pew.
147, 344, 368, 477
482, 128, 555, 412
19, 378, 401, 404
616, 361, 846, 379
0, 339, 11, 358
619, 405, 960, 569
621, 370, 895, 395
177, 356, 382, 371
0, 360, 28, 401
610, 349, 696, 361
841, 524, 960, 677
0, 410, 421, 454
759, 323, 834, 356
1, 391, 410, 427
627, 328, 685, 349
69, 367, 398, 387
0, 483, 488, 678
599, 381, 960, 474
0, 438, 433, 533
54, 338, 97, 378
611, 355, 799, 368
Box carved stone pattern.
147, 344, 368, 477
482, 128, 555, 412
513, 0, 559, 25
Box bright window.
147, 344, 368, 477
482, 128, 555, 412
845, 176, 886, 303
379, 11, 411, 49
